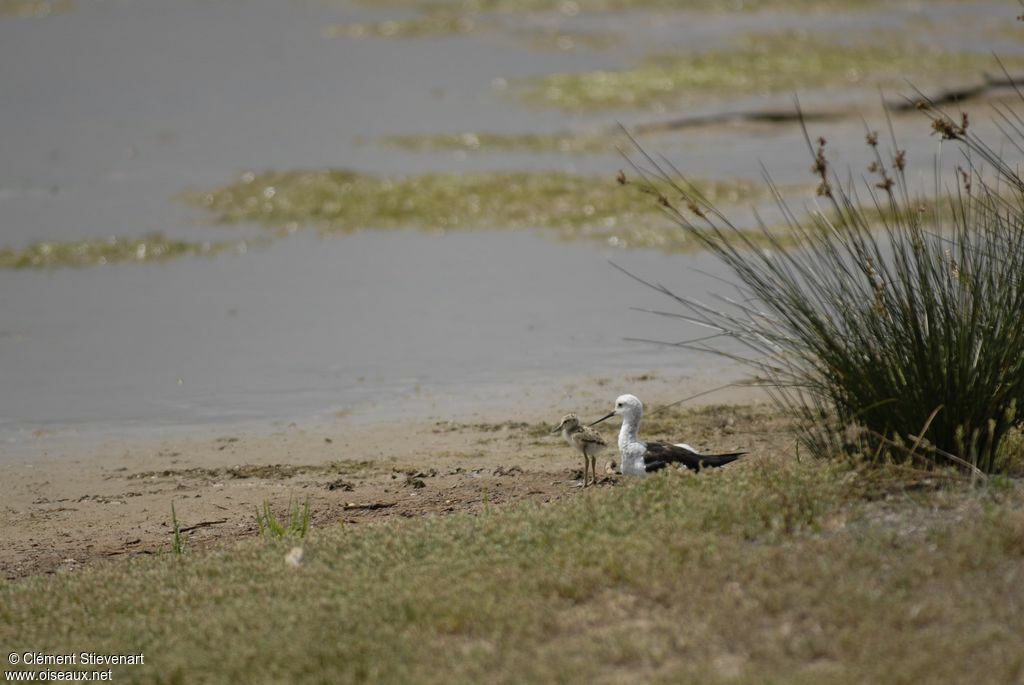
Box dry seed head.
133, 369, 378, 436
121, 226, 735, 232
843, 422, 866, 445
866, 131, 879, 147
957, 166, 972, 193
894, 150, 906, 171
873, 282, 888, 318
945, 248, 962, 280
811, 137, 829, 175
616, 170, 627, 185
810, 137, 832, 196
931, 115, 966, 141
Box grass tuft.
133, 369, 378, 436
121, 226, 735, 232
621, 91, 1024, 473
171, 502, 186, 557
256, 498, 311, 539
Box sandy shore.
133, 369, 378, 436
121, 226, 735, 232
0, 373, 776, 580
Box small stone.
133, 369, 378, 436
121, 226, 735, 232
284, 547, 304, 568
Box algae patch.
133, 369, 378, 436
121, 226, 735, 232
521, 30, 1019, 111
0, 234, 239, 269
324, 12, 619, 52
185, 169, 767, 253
323, 13, 485, 39
0, 0, 72, 18
513, 27, 623, 52
379, 130, 621, 154
352, 0, 930, 14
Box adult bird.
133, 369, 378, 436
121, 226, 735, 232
590, 394, 745, 477
553, 413, 607, 487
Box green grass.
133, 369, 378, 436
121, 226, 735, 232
2, 458, 1022, 683
521, 31, 1017, 111
255, 498, 311, 539
0, 234, 237, 269
170, 502, 185, 557
184, 169, 769, 253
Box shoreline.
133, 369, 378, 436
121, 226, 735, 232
0, 371, 772, 580
0, 362, 752, 461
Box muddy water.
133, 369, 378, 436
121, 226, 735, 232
0, 0, 1017, 451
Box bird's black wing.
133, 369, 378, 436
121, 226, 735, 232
697, 451, 747, 469
644, 442, 746, 472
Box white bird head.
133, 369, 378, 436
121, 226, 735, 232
590, 394, 643, 427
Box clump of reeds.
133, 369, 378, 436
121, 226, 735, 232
622, 89, 1024, 474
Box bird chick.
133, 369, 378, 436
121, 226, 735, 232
553, 413, 607, 487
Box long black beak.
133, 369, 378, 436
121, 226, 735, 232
550, 425, 563, 434
589, 411, 615, 427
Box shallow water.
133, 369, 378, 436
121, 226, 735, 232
0, 230, 743, 446
0, 0, 1018, 452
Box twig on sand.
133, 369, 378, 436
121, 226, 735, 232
178, 519, 228, 533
